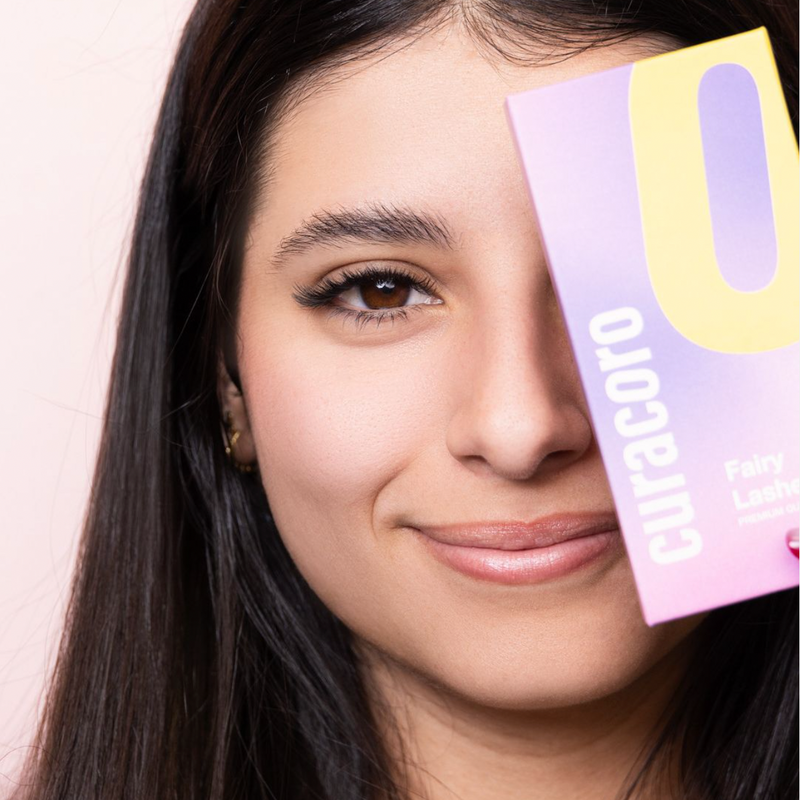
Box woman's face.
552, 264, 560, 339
234, 23, 706, 710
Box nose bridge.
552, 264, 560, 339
467, 294, 561, 425
445, 281, 592, 481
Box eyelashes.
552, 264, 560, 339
291, 264, 442, 331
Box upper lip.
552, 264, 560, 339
413, 511, 619, 550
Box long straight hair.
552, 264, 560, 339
14, 2, 798, 798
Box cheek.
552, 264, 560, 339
245, 338, 432, 501
239, 328, 440, 597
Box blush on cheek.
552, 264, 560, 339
245, 341, 436, 523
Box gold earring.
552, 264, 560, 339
224, 410, 256, 473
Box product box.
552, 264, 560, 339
505, 28, 799, 625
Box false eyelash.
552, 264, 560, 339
292, 264, 438, 308
291, 264, 440, 330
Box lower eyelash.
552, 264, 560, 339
326, 303, 425, 331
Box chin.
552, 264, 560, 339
428, 653, 653, 712
404, 617, 692, 714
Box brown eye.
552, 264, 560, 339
355, 276, 412, 309
330, 268, 441, 314
291, 264, 443, 332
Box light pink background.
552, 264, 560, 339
0, 2, 193, 792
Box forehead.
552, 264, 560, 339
248, 26, 675, 253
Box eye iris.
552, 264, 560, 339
360, 278, 411, 309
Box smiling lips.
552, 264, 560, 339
410, 511, 623, 584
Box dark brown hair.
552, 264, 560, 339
12, 1, 798, 798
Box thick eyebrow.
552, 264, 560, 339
269, 201, 457, 270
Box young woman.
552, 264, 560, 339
15, 1, 798, 798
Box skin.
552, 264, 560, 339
221, 19, 709, 799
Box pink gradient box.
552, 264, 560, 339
505, 28, 799, 625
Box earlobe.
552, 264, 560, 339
217, 358, 258, 470
223, 410, 258, 473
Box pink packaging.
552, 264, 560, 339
505, 28, 799, 625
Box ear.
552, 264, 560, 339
217, 354, 258, 467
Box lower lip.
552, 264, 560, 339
415, 528, 621, 585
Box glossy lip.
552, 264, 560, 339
410, 512, 622, 585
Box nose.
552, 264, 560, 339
445, 287, 594, 483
